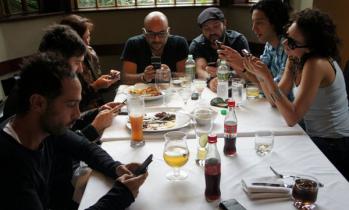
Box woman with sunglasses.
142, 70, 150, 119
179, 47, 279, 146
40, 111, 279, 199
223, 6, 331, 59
244, 9, 349, 180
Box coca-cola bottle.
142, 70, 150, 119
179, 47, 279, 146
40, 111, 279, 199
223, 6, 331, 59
224, 99, 237, 156
205, 134, 221, 202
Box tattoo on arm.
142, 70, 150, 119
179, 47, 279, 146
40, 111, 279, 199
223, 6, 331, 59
270, 87, 283, 103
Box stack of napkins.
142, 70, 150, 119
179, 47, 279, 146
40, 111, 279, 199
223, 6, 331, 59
241, 176, 291, 199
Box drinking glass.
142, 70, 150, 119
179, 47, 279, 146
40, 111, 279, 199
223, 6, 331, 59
246, 83, 260, 99
231, 78, 244, 106
254, 130, 274, 156
193, 107, 214, 166
127, 95, 145, 148
193, 79, 207, 99
155, 67, 172, 106
163, 131, 190, 180
292, 175, 319, 210
178, 87, 192, 106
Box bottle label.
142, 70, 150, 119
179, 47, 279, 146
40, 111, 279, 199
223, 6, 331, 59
224, 124, 237, 134
217, 72, 229, 81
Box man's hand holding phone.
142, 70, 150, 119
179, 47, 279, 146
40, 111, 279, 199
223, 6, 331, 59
116, 172, 148, 198
115, 155, 152, 197
143, 65, 156, 82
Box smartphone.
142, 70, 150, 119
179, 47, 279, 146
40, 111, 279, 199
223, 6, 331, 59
215, 40, 223, 49
108, 71, 120, 80
151, 56, 161, 69
219, 199, 247, 210
133, 154, 153, 176
241, 49, 252, 58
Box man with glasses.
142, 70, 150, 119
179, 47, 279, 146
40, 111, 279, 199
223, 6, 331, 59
189, 7, 249, 92
121, 11, 189, 84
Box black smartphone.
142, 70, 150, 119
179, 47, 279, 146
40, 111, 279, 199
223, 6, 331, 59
241, 49, 252, 58
215, 40, 223, 49
151, 56, 161, 69
219, 199, 247, 210
108, 71, 120, 79
133, 154, 153, 176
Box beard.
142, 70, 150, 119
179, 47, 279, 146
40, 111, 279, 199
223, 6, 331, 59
208, 31, 225, 45
40, 108, 75, 135
149, 41, 166, 52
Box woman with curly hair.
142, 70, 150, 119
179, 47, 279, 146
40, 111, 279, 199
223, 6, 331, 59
244, 9, 349, 180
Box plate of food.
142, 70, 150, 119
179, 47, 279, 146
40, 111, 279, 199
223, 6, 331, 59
126, 111, 191, 132
125, 83, 163, 101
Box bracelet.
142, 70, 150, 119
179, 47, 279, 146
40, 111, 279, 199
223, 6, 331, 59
206, 76, 215, 88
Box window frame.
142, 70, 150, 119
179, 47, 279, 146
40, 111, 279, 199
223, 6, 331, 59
0, 0, 257, 22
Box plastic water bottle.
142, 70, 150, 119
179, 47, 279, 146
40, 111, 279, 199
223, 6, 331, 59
223, 99, 237, 156
185, 54, 196, 82
217, 60, 229, 100
205, 134, 221, 202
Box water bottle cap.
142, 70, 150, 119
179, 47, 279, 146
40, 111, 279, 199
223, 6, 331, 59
227, 99, 235, 107
208, 134, 217, 143
220, 109, 227, 115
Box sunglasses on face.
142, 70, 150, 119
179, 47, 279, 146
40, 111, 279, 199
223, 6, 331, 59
285, 36, 308, 50
142, 28, 169, 39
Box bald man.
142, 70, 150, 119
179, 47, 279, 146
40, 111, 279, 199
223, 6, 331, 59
121, 11, 189, 84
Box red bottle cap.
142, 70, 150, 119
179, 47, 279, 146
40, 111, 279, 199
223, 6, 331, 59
208, 134, 217, 143
227, 99, 235, 108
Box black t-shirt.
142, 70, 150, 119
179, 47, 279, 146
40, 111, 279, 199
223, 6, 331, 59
120, 34, 189, 73
189, 30, 250, 65
0, 128, 134, 210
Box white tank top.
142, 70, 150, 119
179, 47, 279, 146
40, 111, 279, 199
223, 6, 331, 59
294, 59, 349, 138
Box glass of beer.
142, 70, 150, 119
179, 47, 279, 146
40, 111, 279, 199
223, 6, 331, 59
292, 175, 319, 210
246, 83, 260, 99
127, 95, 145, 148
163, 131, 189, 180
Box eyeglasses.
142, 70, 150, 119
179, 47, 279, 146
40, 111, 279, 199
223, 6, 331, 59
142, 28, 169, 39
285, 36, 308, 50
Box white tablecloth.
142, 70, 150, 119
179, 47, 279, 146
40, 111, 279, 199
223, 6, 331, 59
101, 86, 305, 141
79, 135, 349, 210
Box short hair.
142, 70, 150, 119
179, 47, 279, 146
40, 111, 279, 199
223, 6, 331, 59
15, 53, 76, 115
292, 9, 341, 62
251, 0, 291, 37
60, 14, 93, 38
38, 24, 87, 59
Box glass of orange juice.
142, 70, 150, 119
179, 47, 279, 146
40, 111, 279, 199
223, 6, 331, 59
127, 95, 145, 148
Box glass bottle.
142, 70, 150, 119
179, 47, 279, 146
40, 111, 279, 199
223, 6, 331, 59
204, 134, 221, 202
223, 99, 237, 156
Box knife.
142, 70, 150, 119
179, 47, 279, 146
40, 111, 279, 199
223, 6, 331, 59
251, 183, 292, 188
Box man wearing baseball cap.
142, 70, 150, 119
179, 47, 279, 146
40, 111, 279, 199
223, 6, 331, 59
189, 7, 249, 92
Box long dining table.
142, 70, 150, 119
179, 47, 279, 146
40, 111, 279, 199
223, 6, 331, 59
78, 85, 349, 210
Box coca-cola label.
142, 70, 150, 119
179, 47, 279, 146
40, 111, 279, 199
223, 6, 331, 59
224, 124, 237, 134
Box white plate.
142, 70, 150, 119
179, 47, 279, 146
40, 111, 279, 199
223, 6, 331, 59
126, 111, 191, 132
124, 85, 163, 101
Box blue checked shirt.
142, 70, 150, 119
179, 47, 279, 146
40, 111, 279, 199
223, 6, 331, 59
260, 39, 287, 83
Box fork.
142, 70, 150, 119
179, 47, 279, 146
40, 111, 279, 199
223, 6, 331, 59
270, 166, 324, 187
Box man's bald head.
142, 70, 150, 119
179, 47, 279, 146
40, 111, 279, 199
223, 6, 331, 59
144, 11, 168, 29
